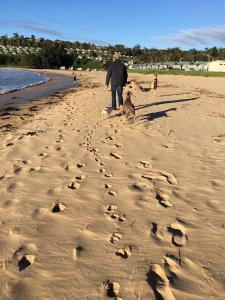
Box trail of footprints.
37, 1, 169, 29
68, 122, 187, 299
80, 123, 190, 299
4, 120, 190, 300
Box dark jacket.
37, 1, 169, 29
106, 60, 128, 87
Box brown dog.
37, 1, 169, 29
123, 91, 135, 122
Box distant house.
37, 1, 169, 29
60, 66, 66, 70
159, 64, 168, 70
208, 60, 225, 72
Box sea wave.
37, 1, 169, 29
0, 68, 49, 95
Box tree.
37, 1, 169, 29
132, 44, 142, 57
39, 43, 73, 68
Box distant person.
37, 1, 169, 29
154, 74, 158, 90
72, 72, 76, 80
106, 53, 128, 111
150, 74, 158, 97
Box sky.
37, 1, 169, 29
1, 0, 225, 49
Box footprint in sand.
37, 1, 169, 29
13, 244, 37, 272
167, 223, 188, 247
0, 175, 5, 181
39, 152, 48, 157
105, 173, 113, 178
56, 136, 63, 143
105, 135, 115, 141
103, 280, 120, 298
7, 182, 24, 192
6, 142, 14, 147
212, 134, 225, 146
156, 191, 173, 208
72, 246, 85, 261
139, 160, 152, 169
110, 232, 123, 244
3, 198, 20, 208
105, 205, 126, 222
108, 190, 118, 197
17, 255, 36, 272
115, 143, 122, 149
68, 180, 80, 190
29, 166, 41, 173
151, 223, 164, 241
132, 182, 150, 192
22, 159, 32, 165
91, 147, 100, 153
51, 201, 67, 213
147, 264, 175, 300
75, 174, 86, 180
105, 184, 112, 189
142, 170, 177, 185
115, 246, 132, 259
13, 165, 24, 174
77, 163, 86, 169
163, 254, 182, 282
110, 152, 123, 160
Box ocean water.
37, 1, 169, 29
0, 68, 48, 94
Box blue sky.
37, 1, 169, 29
1, 0, 225, 49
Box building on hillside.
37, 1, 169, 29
208, 60, 225, 72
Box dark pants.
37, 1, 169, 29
111, 86, 123, 110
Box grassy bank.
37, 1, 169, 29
0, 65, 33, 69
129, 69, 225, 77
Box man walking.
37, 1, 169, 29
106, 53, 128, 111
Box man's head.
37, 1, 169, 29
113, 52, 121, 61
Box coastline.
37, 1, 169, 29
0, 70, 99, 137
0, 68, 49, 95
0, 71, 75, 110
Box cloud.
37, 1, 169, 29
0, 20, 65, 38
0, 19, 109, 45
150, 25, 225, 47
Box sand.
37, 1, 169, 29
0, 71, 225, 300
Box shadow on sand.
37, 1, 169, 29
161, 92, 191, 97
136, 97, 199, 112
139, 108, 177, 122
142, 87, 151, 92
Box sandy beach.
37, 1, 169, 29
0, 70, 225, 300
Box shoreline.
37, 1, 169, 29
0, 71, 99, 137
0, 71, 75, 111
0, 67, 49, 95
